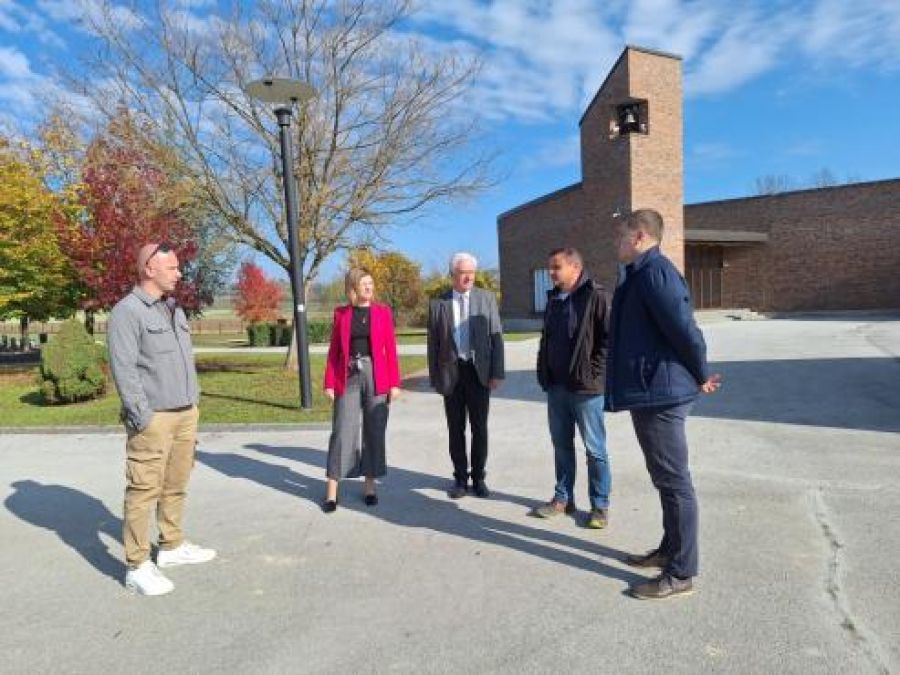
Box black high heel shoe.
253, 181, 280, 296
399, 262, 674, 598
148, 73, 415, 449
321, 499, 338, 513
364, 493, 378, 507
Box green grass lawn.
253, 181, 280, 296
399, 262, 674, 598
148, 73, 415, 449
0, 353, 427, 427
188, 330, 539, 348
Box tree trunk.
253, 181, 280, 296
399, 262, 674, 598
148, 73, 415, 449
284, 329, 299, 372
19, 316, 29, 343
85, 309, 96, 335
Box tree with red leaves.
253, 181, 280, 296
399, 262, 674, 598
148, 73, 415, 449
57, 116, 201, 329
233, 262, 284, 324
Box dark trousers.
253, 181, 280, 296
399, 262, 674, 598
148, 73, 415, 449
443, 360, 490, 483
630, 402, 698, 579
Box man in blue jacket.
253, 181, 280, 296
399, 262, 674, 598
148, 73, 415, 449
607, 209, 720, 600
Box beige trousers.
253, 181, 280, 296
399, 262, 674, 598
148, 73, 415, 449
123, 406, 199, 568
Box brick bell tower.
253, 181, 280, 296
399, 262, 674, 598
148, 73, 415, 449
579, 45, 685, 281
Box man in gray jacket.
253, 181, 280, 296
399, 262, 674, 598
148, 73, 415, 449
107, 243, 215, 596
427, 252, 505, 498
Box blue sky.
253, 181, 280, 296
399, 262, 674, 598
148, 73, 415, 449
1, 0, 899, 281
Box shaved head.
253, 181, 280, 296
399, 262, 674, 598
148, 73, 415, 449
137, 243, 161, 279
137, 242, 181, 298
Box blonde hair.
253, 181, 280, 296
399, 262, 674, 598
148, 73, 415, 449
344, 267, 374, 305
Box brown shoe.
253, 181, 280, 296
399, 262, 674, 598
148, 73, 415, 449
531, 499, 577, 518
628, 574, 694, 600
624, 549, 668, 569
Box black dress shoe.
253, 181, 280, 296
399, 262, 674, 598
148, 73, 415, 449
448, 481, 467, 499
472, 480, 491, 498
321, 499, 338, 513
364, 493, 378, 507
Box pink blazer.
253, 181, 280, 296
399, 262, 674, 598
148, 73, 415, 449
323, 303, 401, 397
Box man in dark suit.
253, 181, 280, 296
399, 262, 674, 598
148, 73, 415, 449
607, 209, 721, 600
427, 252, 505, 498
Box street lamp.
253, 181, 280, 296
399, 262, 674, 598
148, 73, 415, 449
245, 76, 317, 410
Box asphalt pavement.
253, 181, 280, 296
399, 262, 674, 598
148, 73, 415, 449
1, 314, 898, 674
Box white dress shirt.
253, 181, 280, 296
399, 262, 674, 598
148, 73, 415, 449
452, 289, 471, 360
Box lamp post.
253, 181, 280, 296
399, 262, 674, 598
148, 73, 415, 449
245, 77, 317, 410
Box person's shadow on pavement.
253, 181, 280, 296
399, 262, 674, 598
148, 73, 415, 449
197, 444, 644, 584
5, 480, 122, 585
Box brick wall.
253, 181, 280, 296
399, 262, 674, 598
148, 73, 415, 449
497, 184, 587, 318
685, 179, 900, 311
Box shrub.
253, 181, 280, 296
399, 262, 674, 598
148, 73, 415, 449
38, 319, 107, 404
246, 323, 270, 346
306, 320, 331, 344
269, 322, 292, 347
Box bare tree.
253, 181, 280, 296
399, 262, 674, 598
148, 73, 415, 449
753, 173, 795, 195
65, 0, 492, 288
809, 167, 838, 189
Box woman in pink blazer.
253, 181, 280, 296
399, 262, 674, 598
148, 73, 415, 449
322, 268, 401, 512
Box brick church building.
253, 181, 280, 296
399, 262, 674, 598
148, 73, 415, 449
497, 45, 900, 323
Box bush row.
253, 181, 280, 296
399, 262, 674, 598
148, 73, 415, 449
246, 321, 332, 347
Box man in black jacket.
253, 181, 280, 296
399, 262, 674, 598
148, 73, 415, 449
532, 247, 611, 529
607, 209, 720, 600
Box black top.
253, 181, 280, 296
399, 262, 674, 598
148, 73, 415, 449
350, 306, 371, 357
544, 292, 575, 386
537, 273, 610, 394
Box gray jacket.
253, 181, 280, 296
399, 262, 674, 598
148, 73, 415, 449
107, 287, 200, 431
427, 286, 505, 396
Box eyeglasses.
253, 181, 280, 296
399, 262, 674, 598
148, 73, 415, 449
145, 243, 172, 265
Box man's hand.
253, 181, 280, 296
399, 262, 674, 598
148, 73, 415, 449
701, 374, 722, 394
324, 387, 335, 401
389, 386, 401, 402
488, 378, 502, 390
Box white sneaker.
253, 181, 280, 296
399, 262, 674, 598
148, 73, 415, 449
156, 541, 217, 568
125, 561, 174, 596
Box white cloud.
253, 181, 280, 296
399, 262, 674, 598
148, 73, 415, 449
0, 46, 53, 112
523, 133, 581, 170
784, 140, 825, 157
622, 0, 721, 63
410, 0, 621, 122
172, 0, 217, 7
691, 141, 738, 162
803, 0, 900, 70
163, 8, 220, 37
407, 0, 900, 123
0, 46, 33, 79
685, 9, 800, 96
37, 0, 143, 33
0, 1, 66, 48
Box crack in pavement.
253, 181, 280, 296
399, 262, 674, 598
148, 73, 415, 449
811, 488, 891, 674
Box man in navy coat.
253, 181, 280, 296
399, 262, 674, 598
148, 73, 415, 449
606, 209, 721, 600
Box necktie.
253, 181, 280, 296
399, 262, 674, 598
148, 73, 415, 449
458, 294, 470, 358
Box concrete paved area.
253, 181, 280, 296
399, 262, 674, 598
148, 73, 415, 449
1, 316, 898, 673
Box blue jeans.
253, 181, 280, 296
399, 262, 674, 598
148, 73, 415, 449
546, 385, 610, 510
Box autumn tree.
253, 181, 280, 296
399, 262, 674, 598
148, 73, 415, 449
348, 248, 422, 326
0, 136, 78, 336
423, 268, 500, 300
233, 262, 284, 323
56, 115, 202, 330
71, 0, 492, 290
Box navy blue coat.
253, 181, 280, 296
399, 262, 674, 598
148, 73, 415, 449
605, 246, 709, 412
